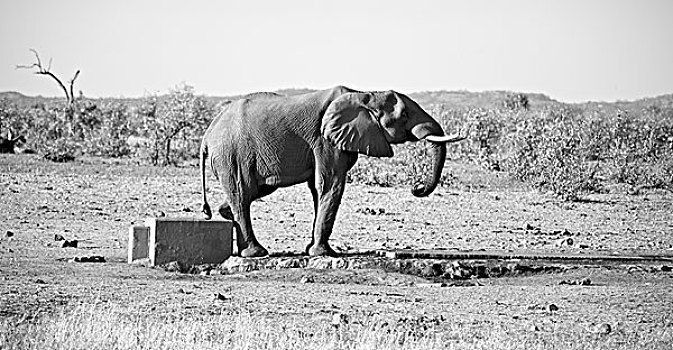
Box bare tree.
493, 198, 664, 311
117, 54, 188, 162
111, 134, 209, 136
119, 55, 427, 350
16, 49, 80, 105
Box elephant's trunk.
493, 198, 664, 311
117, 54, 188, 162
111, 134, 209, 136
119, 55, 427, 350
411, 141, 447, 197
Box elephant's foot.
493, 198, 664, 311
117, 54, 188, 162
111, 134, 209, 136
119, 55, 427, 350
218, 203, 234, 220
304, 240, 314, 255
240, 243, 269, 258
308, 243, 338, 257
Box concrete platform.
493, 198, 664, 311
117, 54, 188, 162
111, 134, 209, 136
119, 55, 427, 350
128, 218, 233, 266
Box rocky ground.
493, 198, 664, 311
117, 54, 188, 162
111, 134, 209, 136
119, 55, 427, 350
1, 153, 673, 347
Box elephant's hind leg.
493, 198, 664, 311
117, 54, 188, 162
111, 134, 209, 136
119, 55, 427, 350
232, 201, 268, 257
218, 202, 234, 220
236, 205, 269, 257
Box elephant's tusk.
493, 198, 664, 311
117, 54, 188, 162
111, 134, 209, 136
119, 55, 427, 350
424, 133, 466, 143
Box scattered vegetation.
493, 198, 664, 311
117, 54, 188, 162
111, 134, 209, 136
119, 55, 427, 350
1, 87, 672, 200
503, 93, 529, 111
0, 84, 213, 165
2, 303, 671, 350
135, 85, 213, 165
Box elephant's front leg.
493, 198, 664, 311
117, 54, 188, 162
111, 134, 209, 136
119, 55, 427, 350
308, 151, 357, 257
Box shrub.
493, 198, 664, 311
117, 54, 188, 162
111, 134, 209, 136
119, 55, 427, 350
42, 138, 78, 162
498, 108, 602, 200
80, 101, 133, 157
25, 103, 81, 161
604, 109, 673, 191
503, 93, 530, 111
136, 84, 213, 165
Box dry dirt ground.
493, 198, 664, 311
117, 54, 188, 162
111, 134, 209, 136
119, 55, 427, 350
1, 154, 673, 346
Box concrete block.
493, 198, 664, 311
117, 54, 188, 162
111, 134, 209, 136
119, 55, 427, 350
127, 218, 233, 266
128, 225, 150, 263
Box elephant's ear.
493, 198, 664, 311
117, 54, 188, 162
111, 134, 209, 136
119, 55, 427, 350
321, 93, 393, 157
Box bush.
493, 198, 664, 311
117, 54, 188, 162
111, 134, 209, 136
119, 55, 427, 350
499, 108, 601, 199
426, 102, 673, 199
80, 101, 133, 157
24, 103, 80, 160
603, 109, 673, 191
42, 138, 78, 162
136, 84, 213, 165
503, 93, 529, 110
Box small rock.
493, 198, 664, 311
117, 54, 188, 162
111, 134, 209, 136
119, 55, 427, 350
661, 265, 672, 272
507, 262, 522, 273
182, 207, 193, 212
529, 324, 540, 332
35, 279, 47, 284
560, 278, 592, 286
5, 231, 14, 238
300, 276, 314, 284
54, 234, 65, 241
357, 207, 385, 215
62, 240, 78, 248
164, 261, 186, 273
214, 293, 230, 301
70, 256, 105, 263
421, 263, 444, 277
278, 258, 302, 269
177, 288, 193, 294
332, 313, 349, 326
489, 265, 509, 277
444, 262, 471, 279
592, 323, 612, 335
546, 304, 559, 312
200, 270, 210, 276
416, 283, 447, 288
555, 237, 573, 247
525, 223, 536, 230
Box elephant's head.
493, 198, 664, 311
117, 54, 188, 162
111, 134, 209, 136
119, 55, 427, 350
321, 90, 464, 197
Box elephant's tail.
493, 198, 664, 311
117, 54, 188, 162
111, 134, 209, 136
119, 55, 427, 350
200, 141, 212, 220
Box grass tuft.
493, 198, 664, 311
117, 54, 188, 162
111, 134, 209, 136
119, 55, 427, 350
1, 304, 672, 350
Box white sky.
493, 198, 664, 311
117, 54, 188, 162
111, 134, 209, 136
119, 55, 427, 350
1, 0, 672, 102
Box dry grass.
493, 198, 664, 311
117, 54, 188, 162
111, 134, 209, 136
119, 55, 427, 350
1, 304, 442, 350
2, 303, 672, 350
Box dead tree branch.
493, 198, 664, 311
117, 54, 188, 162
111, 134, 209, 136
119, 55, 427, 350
16, 49, 80, 105
69, 70, 81, 103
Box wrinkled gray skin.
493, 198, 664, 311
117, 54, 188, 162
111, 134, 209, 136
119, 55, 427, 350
200, 86, 463, 257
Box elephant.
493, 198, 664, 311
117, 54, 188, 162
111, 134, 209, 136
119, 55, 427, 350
199, 86, 464, 257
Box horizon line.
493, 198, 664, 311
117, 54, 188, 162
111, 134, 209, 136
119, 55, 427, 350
1, 88, 672, 105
